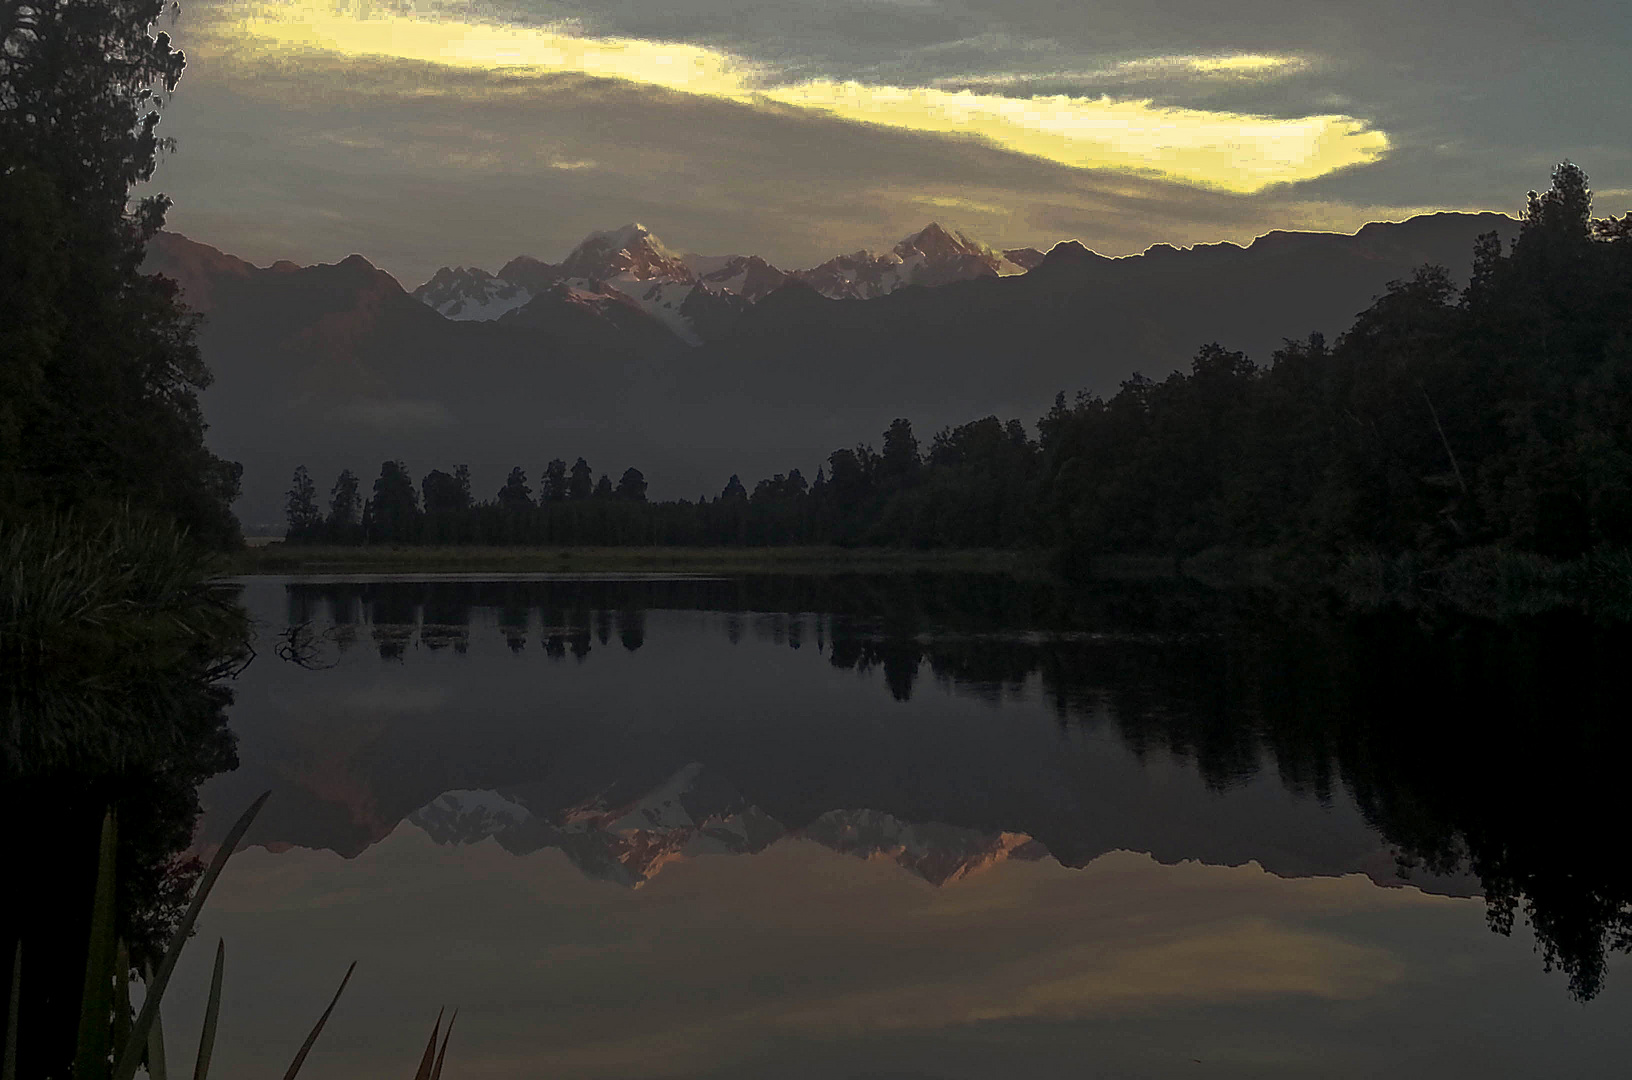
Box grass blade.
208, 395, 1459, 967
191, 942, 224, 1080
281, 961, 355, 1080
113, 791, 270, 1080
114, 939, 132, 1061
4, 942, 20, 1080
411, 1008, 443, 1080
146, 959, 170, 1080
75, 812, 118, 1080
429, 1009, 456, 1080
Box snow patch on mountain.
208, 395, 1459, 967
408, 765, 1052, 890
410, 789, 532, 844
802, 809, 1049, 885
412, 221, 1041, 338
791, 223, 1024, 300
411, 266, 532, 321
560, 222, 694, 283
599, 277, 702, 345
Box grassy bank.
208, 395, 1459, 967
1181, 543, 1632, 621
223, 541, 1632, 621
222, 543, 1071, 577
3, 513, 250, 684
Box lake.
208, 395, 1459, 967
158, 574, 1631, 1077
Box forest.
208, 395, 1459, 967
286, 165, 1632, 580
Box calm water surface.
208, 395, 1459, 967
163, 575, 1632, 1078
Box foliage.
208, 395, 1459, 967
0, 0, 242, 547
284, 467, 321, 536
0, 511, 249, 692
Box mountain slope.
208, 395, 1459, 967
143, 232, 691, 529
146, 213, 1519, 529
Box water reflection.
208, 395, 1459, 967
202, 575, 1632, 1007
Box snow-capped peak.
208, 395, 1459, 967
405, 772, 1052, 890
680, 252, 791, 303
560, 222, 693, 283
411, 265, 533, 321
894, 221, 974, 260
792, 222, 1020, 299
413, 220, 1043, 332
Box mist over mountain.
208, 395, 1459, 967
143, 213, 1517, 531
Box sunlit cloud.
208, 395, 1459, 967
208, 1, 1388, 192
226, 0, 763, 94
1117, 53, 1313, 78
761, 82, 1385, 193
932, 52, 1314, 90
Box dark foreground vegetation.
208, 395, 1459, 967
2, 0, 260, 1072
285, 165, 1632, 610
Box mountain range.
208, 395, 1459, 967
407, 222, 1038, 344
408, 765, 1048, 889
142, 212, 1518, 530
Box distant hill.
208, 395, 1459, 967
144, 212, 1517, 531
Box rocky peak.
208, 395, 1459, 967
1001, 247, 1048, 272
895, 221, 980, 261
560, 222, 694, 284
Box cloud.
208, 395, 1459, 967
166, 837, 1451, 1078
933, 52, 1314, 91
205, 0, 1387, 192
760, 81, 1385, 193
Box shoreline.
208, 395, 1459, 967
220, 543, 1088, 578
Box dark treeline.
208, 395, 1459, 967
282, 575, 1632, 1001
285, 165, 1632, 570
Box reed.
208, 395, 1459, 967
0, 793, 455, 1079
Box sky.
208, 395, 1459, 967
147, 0, 1632, 286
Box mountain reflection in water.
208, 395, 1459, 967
159, 573, 1632, 1077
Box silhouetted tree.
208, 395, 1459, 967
497, 467, 533, 511
369, 460, 418, 542
879, 418, 923, 489
328, 470, 361, 532
541, 459, 569, 502
422, 469, 469, 515
595, 474, 614, 499
616, 467, 648, 502
569, 458, 594, 500
284, 466, 321, 538
721, 475, 747, 501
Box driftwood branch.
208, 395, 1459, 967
1420, 383, 1468, 496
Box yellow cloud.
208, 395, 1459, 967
941, 52, 1312, 88
1119, 52, 1312, 77
762, 82, 1386, 193
212, 0, 1387, 192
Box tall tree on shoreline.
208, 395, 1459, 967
328, 469, 361, 529
569, 457, 594, 500
285, 466, 321, 535
0, 0, 242, 546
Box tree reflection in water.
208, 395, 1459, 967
279, 575, 1632, 1001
